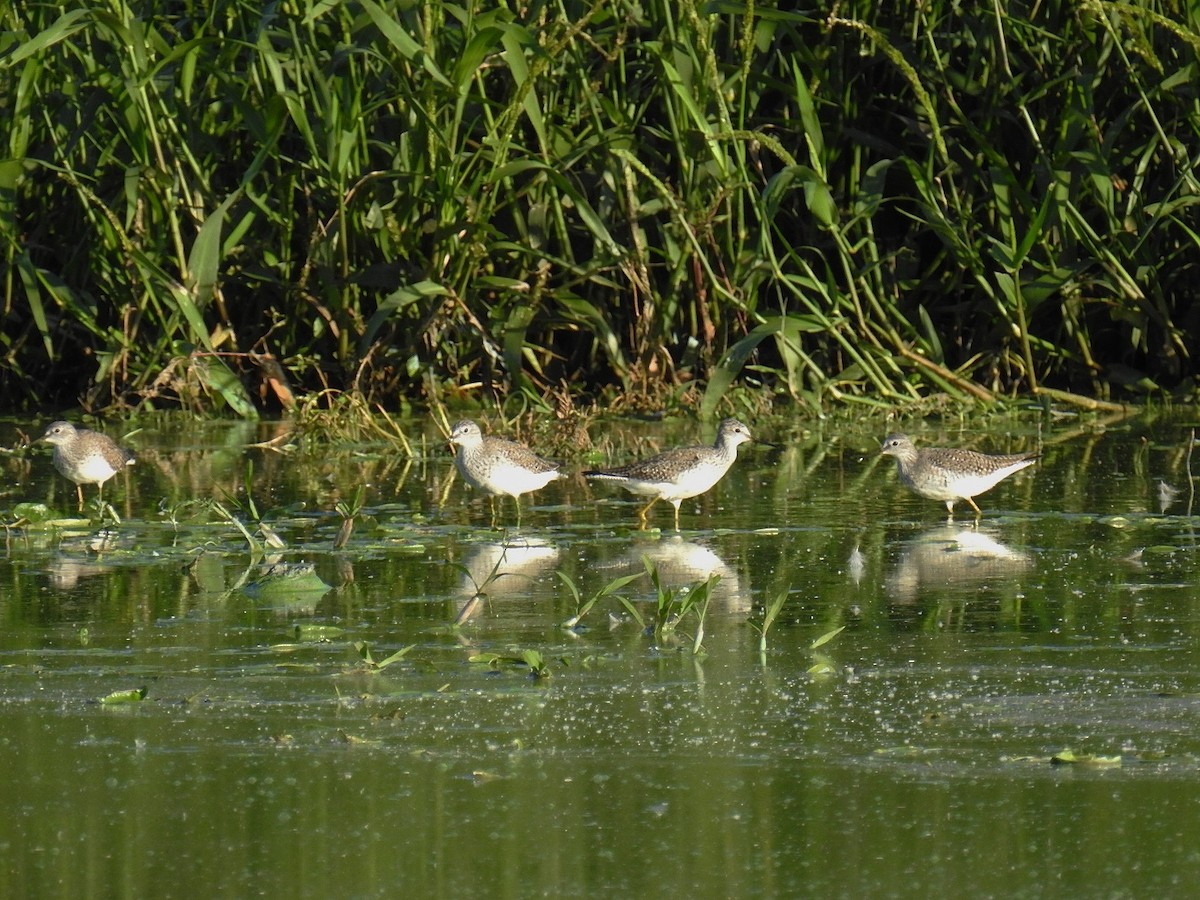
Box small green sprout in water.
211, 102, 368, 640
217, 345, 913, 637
750, 586, 791, 657
447, 546, 513, 626
612, 559, 718, 653
679, 574, 718, 656
522, 649, 550, 678
333, 484, 366, 550
158, 498, 211, 532
559, 569, 643, 631
468, 648, 552, 679
354, 641, 415, 672
650, 558, 717, 652
210, 498, 263, 560
84, 497, 123, 526
211, 460, 286, 558
806, 625, 847, 678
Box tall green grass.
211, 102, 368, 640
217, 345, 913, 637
1, 1, 1197, 415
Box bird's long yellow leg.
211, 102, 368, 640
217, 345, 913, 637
637, 498, 658, 522
965, 496, 983, 516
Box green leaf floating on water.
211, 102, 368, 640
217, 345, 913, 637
242, 563, 332, 605
469, 649, 552, 677
101, 688, 147, 704
1008, 748, 1123, 767
295, 624, 346, 642
1050, 748, 1122, 767
11, 501, 90, 529
11, 502, 55, 524
336, 730, 382, 747
522, 649, 550, 677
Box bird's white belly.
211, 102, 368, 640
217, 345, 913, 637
63, 457, 119, 485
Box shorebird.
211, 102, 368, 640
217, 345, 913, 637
880, 432, 1038, 518
584, 418, 755, 529
447, 419, 562, 521
41, 421, 136, 510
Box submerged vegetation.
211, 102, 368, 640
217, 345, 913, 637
2, 1, 1199, 417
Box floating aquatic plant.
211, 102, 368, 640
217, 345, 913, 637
468, 648, 552, 679
100, 687, 147, 705
353, 641, 415, 673
559, 569, 644, 632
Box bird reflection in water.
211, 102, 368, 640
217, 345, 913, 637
454, 538, 561, 623
886, 525, 1032, 607
45, 531, 127, 590
1157, 480, 1182, 514
623, 536, 750, 615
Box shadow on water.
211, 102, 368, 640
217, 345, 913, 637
3, 413, 1200, 896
